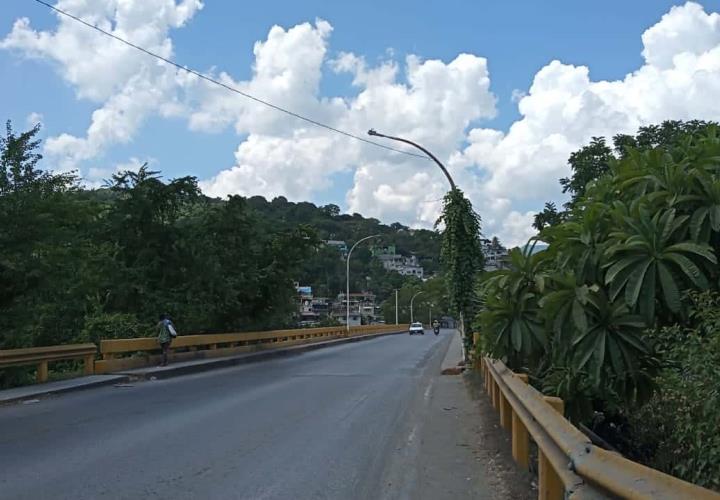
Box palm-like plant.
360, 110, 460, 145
680, 168, 720, 243
542, 203, 610, 285
539, 273, 596, 353
615, 149, 691, 207
477, 243, 549, 369
604, 206, 717, 322
571, 289, 650, 382
478, 290, 545, 368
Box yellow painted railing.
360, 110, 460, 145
96, 324, 408, 373
0, 344, 97, 382
481, 357, 720, 500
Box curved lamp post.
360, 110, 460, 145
367, 129, 456, 190
410, 291, 424, 324
346, 234, 381, 334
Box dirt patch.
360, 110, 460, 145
462, 370, 535, 500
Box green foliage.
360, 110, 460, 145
532, 201, 564, 231
478, 120, 720, 431
79, 312, 148, 346
477, 244, 546, 369
381, 277, 450, 325
436, 188, 484, 348
604, 206, 716, 323
559, 136, 613, 204
628, 291, 720, 490
0, 120, 443, 377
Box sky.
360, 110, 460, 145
2, 0, 720, 246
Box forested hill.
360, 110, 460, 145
244, 195, 440, 271
242, 195, 441, 304
0, 120, 439, 374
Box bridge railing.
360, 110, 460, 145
96, 324, 408, 373
0, 344, 97, 383
481, 357, 720, 500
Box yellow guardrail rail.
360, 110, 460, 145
481, 357, 720, 500
0, 344, 97, 383
96, 324, 408, 373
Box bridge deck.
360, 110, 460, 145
0, 330, 531, 499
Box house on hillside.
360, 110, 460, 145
372, 245, 425, 278
331, 291, 380, 326
482, 238, 509, 271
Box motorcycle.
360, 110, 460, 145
433, 325, 440, 335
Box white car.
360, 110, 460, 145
408, 322, 424, 335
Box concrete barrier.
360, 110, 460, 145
96, 324, 408, 373
0, 344, 97, 383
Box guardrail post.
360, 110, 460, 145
499, 390, 512, 430
36, 361, 48, 383
491, 379, 497, 409
83, 354, 95, 376
539, 396, 565, 500
511, 373, 530, 470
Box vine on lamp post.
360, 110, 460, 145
367, 129, 484, 357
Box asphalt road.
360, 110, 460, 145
0, 329, 479, 500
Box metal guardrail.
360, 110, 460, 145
0, 344, 97, 383
96, 324, 408, 373
481, 357, 720, 500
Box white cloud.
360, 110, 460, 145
4, 1, 720, 247
1, 0, 203, 170
25, 112, 43, 128
456, 1, 720, 245
82, 156, 151, 188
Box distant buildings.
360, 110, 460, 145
372, 245, 425, 278
482, 238, 509, 271
331, 291, 381, 326
294, 284, 381, 327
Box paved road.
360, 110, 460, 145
0, 329, 480, 500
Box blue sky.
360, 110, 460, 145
2, 1, 720, 244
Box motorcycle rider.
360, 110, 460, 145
432, 319, 440, 335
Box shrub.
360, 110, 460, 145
629, 292, 720, 490
78, 312, 149, 345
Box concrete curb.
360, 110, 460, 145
440, 329, 465, 375
0, 374, 130, 405
117, 329, 407, 381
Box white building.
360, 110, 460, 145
482, 238, 509, 271
374, 246, 425, 278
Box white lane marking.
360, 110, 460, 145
407, 424, 418, 444
424, 378, 434, 402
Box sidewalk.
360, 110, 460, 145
0, 375, 128, 405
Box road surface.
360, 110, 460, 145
0, 329, 506, 499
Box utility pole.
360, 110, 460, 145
395, 289, 399, 325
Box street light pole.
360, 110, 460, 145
367, 129, 456, 190
410, 291, 423, 324
346, 234, 380, 334
395, 289, 399, 325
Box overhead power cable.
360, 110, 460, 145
31, 0, 430, 160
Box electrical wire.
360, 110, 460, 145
31, 0, 430, 160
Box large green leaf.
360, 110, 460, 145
666, 242, 717, 264
625, 259, 652, 307
657, 262, 681, 312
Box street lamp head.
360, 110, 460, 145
367, 128, 378, 136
